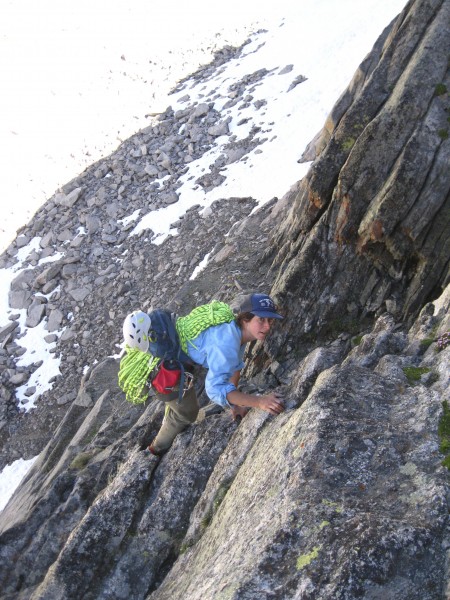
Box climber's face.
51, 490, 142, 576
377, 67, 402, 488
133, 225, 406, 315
242, 315, 274, 343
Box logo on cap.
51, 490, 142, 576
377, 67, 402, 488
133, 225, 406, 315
258, 297, 275, 309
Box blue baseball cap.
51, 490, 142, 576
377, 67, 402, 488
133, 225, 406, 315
238, 293, 283, 319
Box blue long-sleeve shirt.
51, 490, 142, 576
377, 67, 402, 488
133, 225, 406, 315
186, 320, 246, 408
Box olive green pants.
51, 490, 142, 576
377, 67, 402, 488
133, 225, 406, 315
152, 386, 199, 453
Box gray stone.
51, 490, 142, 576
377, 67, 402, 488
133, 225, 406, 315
33, 263, 63, 287
68, 287, 91, 302
102, 234, 118, 244
55, 187, 83, 208
94, 166, 109, 179
57, 390, 77, 405
191, 103, 209, 119
56, 229, 73, 242
86, 215, 101, 235
70, 236, 85, 249
207, 121, 229, 136
61, 263, 79, 278
105, 202, 119, 218
25, 303, 46, 328
8, 372, 28, 385
47, 309, 64, 332
144, 164, 159, 177
8, 290, 32, 310
39, 231, 54, 248
41, 279, 60, 294
44, 334, 58, 343
287, 73, 307, 91
225, 147, 247, 164
188, 124, 203, 142
212, 243, 235, 263
161, 192, 178, 205
278, 64, 294, 75
10, 269, 35, 291
16, 235, 30, 248
60, 328, 76, 341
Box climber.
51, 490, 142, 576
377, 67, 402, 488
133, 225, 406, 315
122, 293, 285, 457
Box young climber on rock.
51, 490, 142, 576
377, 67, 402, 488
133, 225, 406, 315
120, 293, 284, 457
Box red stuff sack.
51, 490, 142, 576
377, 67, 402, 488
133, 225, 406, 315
151, 360, 181, 394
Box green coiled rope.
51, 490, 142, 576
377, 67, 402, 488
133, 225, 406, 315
118, 347, 160, 405
119, 301, 235, 404
176, 301, 235, 353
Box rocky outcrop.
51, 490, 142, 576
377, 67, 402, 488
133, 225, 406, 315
153, 309, 449, 600
265, 0, 449, 355
0, 287, 448, 599
0, 0, 449, 598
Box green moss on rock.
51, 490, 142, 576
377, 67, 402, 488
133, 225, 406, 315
70, 452, 93, 470
419, 338, 435, 350
402, 366, 431, 383
296, 546, 321, 570
434, 83, 447, 96
438, 400, 450, 470
342, 137, 356, 151
352, 335, 363, 347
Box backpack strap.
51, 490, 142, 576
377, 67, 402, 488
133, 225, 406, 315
177, 361, 185, 404
173, 349, 193, 404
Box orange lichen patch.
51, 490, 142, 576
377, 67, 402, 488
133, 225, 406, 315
370, 219, 384, 241
356, 236, 370, 253
335, 195, 352, 243
309, 190, 324, 209
356, 219, 384, 253
357, 242, 367, 253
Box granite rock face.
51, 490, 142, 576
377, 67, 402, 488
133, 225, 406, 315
0, 288, 448, 599
266, 0, 449, 350
0, 0, 449, 598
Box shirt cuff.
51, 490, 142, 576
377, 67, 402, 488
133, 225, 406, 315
210, 383, 236, 409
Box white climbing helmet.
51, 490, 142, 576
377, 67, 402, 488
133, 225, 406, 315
122, 310, 151, 352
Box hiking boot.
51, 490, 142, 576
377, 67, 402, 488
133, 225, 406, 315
145, 444, 162, 458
